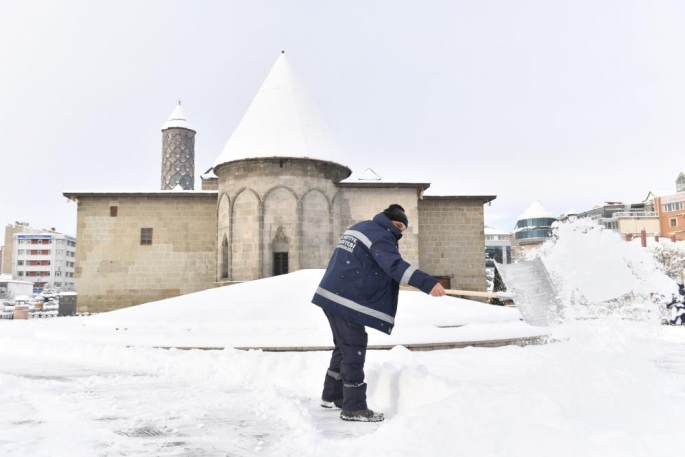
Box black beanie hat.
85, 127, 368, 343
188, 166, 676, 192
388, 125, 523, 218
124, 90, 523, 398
383, 204, 409, 227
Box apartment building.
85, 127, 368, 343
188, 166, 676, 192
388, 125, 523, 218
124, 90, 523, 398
485, 226, 513, 265
574, 201, 660, 238
11, 232, 76, 292
655, 192, 685, 241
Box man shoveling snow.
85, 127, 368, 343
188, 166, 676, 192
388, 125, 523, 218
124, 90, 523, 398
312, 204, 446, 422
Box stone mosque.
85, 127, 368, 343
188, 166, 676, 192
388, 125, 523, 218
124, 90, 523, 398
65, 53, 495, 313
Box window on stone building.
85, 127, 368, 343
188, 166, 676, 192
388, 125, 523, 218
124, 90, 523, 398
141, 228, 153, 245
434, 276, 451, 289
274, 253, 288, 276
671, 218, 677, 227
221, 236, 229, 279
111, 206, 118, 217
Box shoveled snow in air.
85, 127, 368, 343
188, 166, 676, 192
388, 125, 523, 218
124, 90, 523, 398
1, 218, 684, 457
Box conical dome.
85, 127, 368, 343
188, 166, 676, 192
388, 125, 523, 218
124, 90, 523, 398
213, 53, 347, 169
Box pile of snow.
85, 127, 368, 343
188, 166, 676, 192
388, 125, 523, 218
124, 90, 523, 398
3, 219, 685, 456
3, 270, 539, 348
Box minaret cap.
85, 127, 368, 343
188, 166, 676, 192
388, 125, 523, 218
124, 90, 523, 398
162, 101, 194, 131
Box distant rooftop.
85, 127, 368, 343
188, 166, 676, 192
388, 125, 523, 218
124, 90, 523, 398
517, 201, 556, 221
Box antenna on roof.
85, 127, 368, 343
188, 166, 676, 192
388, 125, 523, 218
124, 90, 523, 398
178, 99, 181, 106
281, 50, 285, 54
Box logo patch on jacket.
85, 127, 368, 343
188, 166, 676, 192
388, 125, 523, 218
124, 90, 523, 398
336, 234, 358, 253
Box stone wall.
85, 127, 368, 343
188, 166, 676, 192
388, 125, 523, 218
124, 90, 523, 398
334, 187, 420, 266
418, 197, 486, 292
201, 178, 219, 191
74, 194, 217, 312
2, 226, 18, 275
215, 158, 350, 281
301, 189, 333, 269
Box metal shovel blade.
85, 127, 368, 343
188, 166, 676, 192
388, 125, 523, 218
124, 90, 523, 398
495, 258, 563, 327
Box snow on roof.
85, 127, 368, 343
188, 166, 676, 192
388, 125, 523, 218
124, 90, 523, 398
63, 190, 217, 199
0, 279, 34, 285
162, 101, 193, 131
358, 168, 381, 180
517, 201, 556, 221
484, 226, 511, 236
213, 52, 347, 169
338, 168, 431, 188
201, 168, 218, 179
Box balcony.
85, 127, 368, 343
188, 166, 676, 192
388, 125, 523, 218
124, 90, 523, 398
613, 211, 658, 219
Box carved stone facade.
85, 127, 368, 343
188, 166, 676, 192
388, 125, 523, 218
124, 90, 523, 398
66, 169, 493, 312
214, 158, 350, 282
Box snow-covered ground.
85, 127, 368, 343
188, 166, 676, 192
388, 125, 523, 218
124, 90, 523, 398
1, 219, 684, 456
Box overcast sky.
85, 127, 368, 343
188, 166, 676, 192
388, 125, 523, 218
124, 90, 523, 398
1, 0, 684, 238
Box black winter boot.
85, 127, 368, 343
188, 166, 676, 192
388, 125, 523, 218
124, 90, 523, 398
340, 408, 384, 422
320, 398, 344, 409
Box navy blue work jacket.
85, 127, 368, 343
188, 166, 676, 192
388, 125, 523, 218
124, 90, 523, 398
312, 213, 438, 334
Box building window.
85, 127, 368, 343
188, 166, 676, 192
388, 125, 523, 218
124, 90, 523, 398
141, 228, 153, 245
18, 250, 24, 255
664, 202, 684, 212
55, 271, 61, 277
111, 206, 118, 217
57, 240, 64, 245
274, 253, 288, 276
221, 236, 229, 279
17, 260, 24, 266
671, 218, 678, 227
433, 276, 452, 289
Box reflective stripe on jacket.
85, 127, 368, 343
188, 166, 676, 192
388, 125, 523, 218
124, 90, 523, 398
312, 212, 438, 334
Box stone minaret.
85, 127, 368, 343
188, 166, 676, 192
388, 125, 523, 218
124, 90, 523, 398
161, 101, 196, 190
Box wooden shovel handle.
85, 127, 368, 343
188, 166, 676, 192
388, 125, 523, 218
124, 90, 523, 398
400, 285, 499, 299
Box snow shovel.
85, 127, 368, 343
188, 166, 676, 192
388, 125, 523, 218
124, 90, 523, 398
494, 258, 563, 326
401, 258, 562, 327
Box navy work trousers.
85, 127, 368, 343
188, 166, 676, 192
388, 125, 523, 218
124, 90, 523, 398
321, 310, 368, 411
